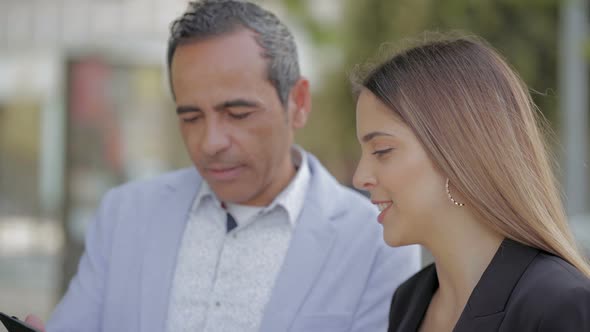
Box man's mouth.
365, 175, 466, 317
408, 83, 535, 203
206, 165, 244, 181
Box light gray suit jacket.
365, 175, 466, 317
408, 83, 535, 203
47, 153, 420, 332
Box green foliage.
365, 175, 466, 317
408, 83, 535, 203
290, 0, 561, 183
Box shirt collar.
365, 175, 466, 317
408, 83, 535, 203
191, 178, 218, 213
191, 145, 311, 228
261, 145, 310, 227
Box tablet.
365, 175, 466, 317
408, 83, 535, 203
0, 312, 42, 332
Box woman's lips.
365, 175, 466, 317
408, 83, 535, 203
372, 200, 393, 224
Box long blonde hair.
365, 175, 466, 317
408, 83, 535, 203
354, 33, 590, 277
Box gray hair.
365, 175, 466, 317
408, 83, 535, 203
167, 0, 300, 106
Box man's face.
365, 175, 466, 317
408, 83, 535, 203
171, 29, 310, 206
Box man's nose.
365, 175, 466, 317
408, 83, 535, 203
201, 119, 231, 156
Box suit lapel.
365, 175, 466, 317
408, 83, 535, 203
395, 265, 438, 332
453, 238, 539, 332
258, 154, 339, 332
259, 202, 336, 331
139, 170, 201, 332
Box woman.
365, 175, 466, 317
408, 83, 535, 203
352, 34, 590, 331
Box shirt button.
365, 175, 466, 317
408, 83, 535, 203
215, 301, 221, 307
232, 233, 237, 239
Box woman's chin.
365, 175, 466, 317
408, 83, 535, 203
383, 233, 414, 247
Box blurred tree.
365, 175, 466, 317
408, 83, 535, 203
291, 0, 560, 184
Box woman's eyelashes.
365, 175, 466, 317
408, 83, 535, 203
372, 148, 394, 157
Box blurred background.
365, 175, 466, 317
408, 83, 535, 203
0, 0, 588, 326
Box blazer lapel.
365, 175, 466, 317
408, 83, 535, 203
453, 238, 539, 332
139, 170, 201, 332
258, 198, 336, 331
395, 265, 438, 332
258, 154, 339, 332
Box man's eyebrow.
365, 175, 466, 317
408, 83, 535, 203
215, 98, 261, 110
361, 131, 395, 143
176, 99, 261, 115
176, 106, 202, 114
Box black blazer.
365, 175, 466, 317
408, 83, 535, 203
388, 238, 590, 331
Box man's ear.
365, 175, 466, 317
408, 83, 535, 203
287, 77, 311, 129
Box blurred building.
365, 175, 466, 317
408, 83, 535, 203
0, 0, 208, 320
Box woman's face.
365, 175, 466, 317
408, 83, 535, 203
353, 90, 449, 247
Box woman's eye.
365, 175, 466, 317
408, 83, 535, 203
372, 148, 393, 156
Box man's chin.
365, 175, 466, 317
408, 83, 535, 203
210, 185, 249, 204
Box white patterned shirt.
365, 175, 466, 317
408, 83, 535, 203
165, 147, 310, 332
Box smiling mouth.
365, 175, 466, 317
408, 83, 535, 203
374, 201, 393, 211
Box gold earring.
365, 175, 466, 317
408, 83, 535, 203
446, 178, 465, 207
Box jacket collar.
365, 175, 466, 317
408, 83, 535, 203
395, 238, 540, 332
454, 238, 539, 331
395, 264, 438, 332
258, 153, 349, 332
140, 168, 202, 331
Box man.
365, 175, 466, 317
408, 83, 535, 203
29, 1, 419, 331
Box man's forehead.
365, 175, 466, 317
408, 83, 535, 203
174, 29, 261, 57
